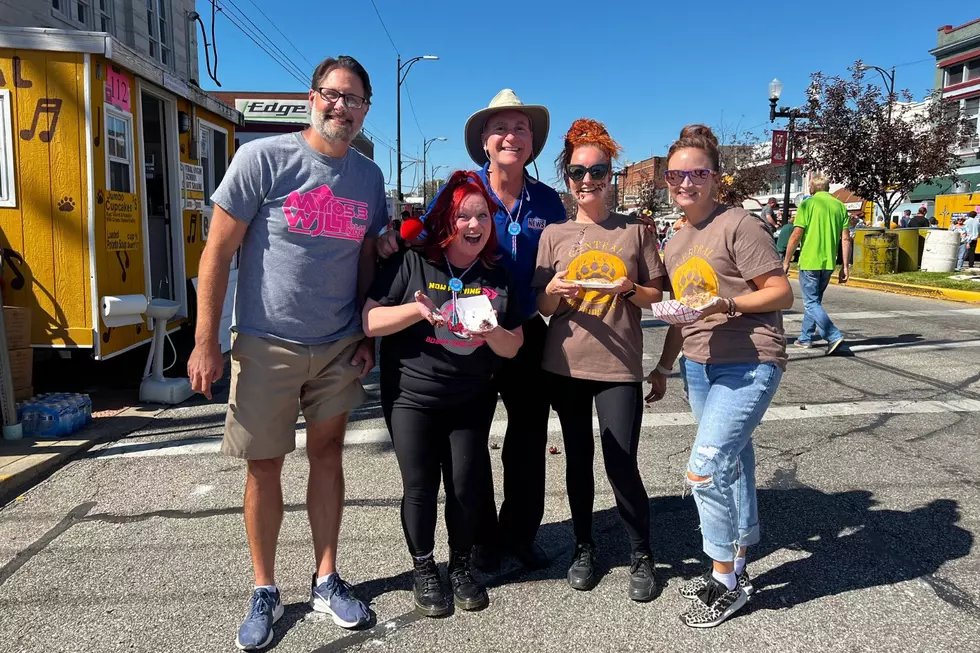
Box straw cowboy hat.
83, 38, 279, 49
464, 89, 550, 167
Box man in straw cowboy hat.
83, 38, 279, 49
378, 89, 567, 571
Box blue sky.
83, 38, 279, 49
198, 1, 978, 189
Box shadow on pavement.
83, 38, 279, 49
465, 486, 974, 615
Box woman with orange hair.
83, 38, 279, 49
362, 171, 525, 618
533, 119, 666, 601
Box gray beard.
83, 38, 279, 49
311, 110, 353, 143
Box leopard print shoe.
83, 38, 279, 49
678, 569, 755, 599
680, 576, 747, 628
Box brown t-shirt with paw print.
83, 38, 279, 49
661, 205, 787, 368
532, 213, 666, 382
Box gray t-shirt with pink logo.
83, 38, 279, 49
211, 131, 387, 344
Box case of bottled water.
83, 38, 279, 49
16, 392, 93, 438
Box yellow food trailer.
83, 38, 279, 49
935, 191, 980, 257
0, 27, 241, 360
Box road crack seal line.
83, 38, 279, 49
0, 502, 96, 587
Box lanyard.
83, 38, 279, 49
445, 254, 478, 328
489, 181, 528, 261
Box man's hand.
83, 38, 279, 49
350, 337, 375, 380
783, 259, 792, 275
188, 341, 224, 400
838, 266, 849, 284
377, 230, 400, 259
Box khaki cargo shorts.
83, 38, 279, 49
222, 332, 367, 460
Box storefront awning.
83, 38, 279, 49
909, 173, 980, 201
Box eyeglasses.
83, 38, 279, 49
566, 164, 610, 182
314, 87, 368, 109
664, 169, 713, 186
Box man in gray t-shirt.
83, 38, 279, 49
188, 56, 380, 649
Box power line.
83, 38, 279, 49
213, 1, 308, 88
216, 0, 309, 84
243, 0, 316, 69
367, 0, 399, 55
404, 80, 425, 140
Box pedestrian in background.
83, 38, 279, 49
954, 216, 970, 271
775, 213, 796, 264
964, 211, 979, 269
189, 55, 382, 650
782, 174, 851, 355
906, 209, 930, 229
535, 118, 666, 602
647, 124, 793, 628
760, 197, 779, 230
900, 209, 912, 228
362, 171, 525, 619
377, 89, 566, 573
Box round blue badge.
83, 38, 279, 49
448, 277, 463, 293
507, 222, 522, 236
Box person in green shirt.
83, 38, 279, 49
775, 214, 797, 261
781, 175, 851, 355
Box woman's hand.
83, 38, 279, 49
546, 269, 581, 300
695, 296, 729, 320
645, 369, 667, 403
604, 277, 635, 295
414, 291, 445, 327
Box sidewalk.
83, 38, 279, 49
787, 270, 980, 304
0, 405, 161, 501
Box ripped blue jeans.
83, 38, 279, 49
680, 358, 782, 561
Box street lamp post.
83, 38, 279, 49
396, 54, 439, 205
422, 137, 448, 206
612, 168, 628, 211
768, 78, 806, 221
858, 64, 898, 217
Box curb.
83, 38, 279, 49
0, 406, 163, 502
787, 270, 980, 305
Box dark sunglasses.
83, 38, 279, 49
664, 169, 713, 186
566, 164, 610, 182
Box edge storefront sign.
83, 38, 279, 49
234, 99, 309, 124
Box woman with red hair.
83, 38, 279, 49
362, 170, 524, 618
534, 119, 666, 601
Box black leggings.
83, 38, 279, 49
387, 393, 497, 557
548, 372, 651, 557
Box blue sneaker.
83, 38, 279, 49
310, 573, 370, 628
235, 587, 283, 650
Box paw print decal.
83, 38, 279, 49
97, 189, 104, 205
58, 196, 75, 212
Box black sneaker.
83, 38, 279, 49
567, 542, 598, 591
678, 569, 755, 600
628, 554, 658, 602
680, 575, 747, 628
471, 544, 501, 573
449, 550, 489, 611
412, 557, 449, 618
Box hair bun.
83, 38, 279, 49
679, 124, 718, 147
563, 118, 622, 160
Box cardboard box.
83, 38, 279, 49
14, 386, 33, 401
7, 347, 33, 390
3, 306, 31, 350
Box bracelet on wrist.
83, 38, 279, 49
655, 363, 673, 375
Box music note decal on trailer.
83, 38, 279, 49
20, 98, 62, 142
13, 57, 32, 88
115, 250, 130, 282
187, 213, 198, 243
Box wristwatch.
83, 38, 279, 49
622, 281, 637, 299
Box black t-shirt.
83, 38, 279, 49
369, 249, 521, 408
907, 216, 930, 228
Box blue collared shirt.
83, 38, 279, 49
424, 164, 567, 320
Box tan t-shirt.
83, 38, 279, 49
662, 205, 787, 368
533, 213, 667, 382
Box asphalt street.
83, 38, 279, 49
1, 281, 980, 652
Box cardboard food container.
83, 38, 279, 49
4, 306, 31, 350
650, 300, 707, 325
456, 295, 497, 333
